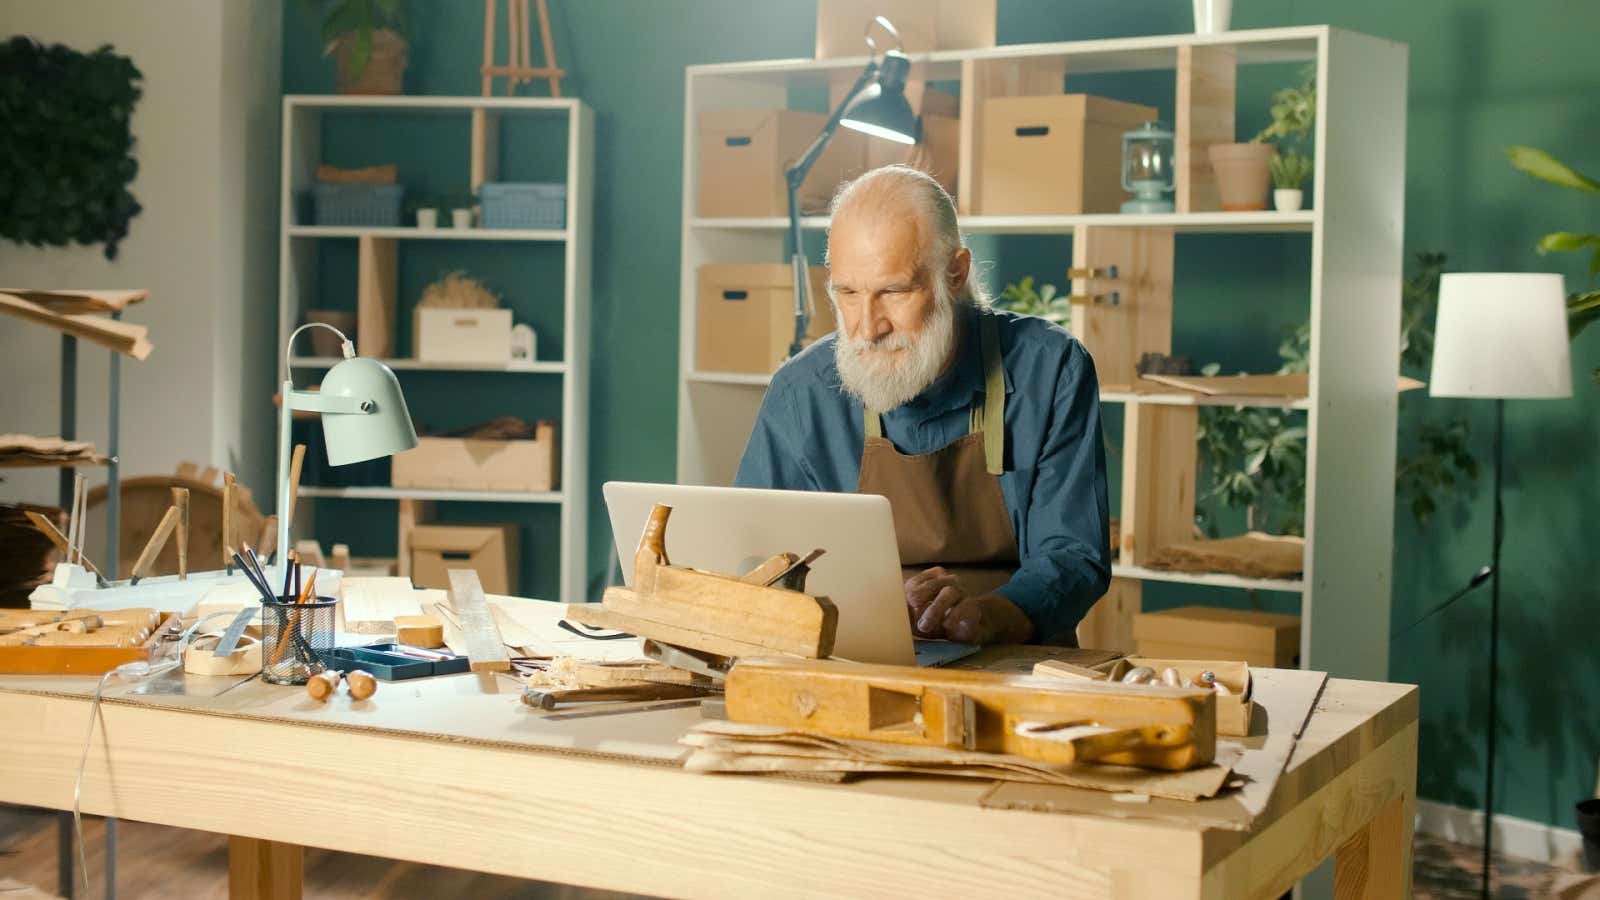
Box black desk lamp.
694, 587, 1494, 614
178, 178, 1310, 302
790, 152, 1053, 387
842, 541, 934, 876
784, 16, 922, 357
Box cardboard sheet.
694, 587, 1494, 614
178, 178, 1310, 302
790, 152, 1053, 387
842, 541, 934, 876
979, 667, 1328, 830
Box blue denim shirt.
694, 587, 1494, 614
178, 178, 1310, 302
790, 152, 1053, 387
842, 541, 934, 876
734, 304, 1111, 641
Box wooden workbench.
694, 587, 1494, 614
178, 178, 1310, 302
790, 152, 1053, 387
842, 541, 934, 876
0, 664, 1416, 899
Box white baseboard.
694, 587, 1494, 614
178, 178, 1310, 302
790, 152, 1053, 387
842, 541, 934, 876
1416, 799, 1586, 867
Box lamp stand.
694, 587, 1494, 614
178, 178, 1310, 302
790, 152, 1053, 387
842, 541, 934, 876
276, 378, 294, 591
1482, 396, 1504, 900
783, 61, 880, 359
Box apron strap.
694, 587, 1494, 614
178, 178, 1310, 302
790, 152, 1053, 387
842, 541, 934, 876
863, 313, 1005, 476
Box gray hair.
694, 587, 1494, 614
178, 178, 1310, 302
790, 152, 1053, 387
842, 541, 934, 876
825, 165, 988, 306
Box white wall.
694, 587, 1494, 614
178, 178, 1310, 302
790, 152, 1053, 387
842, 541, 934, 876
0, 0, 282, 563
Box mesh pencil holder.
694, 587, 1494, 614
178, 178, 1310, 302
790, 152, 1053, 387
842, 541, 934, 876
261, 598, 337, 685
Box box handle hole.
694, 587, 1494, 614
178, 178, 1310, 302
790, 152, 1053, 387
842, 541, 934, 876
441, 551, 472, 560
722, 290, 749, 301
1015, 126, 1050, 137
724, 136, 753, 147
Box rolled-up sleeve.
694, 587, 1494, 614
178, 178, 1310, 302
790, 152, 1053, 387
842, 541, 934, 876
735, 381, 816, 491
995, 342, 1112, 642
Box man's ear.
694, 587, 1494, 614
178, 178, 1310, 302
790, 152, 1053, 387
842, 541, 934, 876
947, 247, 973, 294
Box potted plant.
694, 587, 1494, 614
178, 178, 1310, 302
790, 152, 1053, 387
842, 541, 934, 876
1270, 150, 1313, 211
435, 193, 477, 229
405, 194, 441, 229
302, 0, 408, 95
1210, 67, 1316, 211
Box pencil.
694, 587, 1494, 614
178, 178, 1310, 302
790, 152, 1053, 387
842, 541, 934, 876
297, 568, 318, 604
281, 550, 296, 601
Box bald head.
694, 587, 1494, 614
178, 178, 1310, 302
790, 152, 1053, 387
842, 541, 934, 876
826, 165, 966, 295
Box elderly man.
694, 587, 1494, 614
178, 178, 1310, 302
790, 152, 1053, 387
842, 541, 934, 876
735, 165, 1110, 645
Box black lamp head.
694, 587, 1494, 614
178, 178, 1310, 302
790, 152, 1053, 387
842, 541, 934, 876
840, 49, 920, 145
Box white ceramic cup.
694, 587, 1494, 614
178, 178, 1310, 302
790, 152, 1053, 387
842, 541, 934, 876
1193, 0, 1232, 33
415, 208, 438, 229
451, 208, 473, 229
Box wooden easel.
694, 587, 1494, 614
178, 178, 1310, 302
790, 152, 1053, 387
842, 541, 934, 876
481, 0, 563, 97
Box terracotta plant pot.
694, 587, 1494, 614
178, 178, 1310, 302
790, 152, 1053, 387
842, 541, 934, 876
332, 28, 407, 96
1208, 143, 1273, 211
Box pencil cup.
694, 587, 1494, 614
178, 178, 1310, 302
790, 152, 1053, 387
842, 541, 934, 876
261, 598, 337, 685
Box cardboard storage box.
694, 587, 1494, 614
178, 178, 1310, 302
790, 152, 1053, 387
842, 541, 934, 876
697, 264, 836, 374
414, 307, 513, 363
977, 94, 1157, 215
815, 0, 995, 57
697, 109, 866, 218
391, 426, 559, 493
1133, 606, 1301, 669
410, 524, 518, 596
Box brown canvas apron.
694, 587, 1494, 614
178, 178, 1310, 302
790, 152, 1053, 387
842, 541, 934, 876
857, 313, 1020, 601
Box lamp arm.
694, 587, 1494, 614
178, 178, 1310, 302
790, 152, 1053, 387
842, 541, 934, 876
285, 389, 370, 416
783, 59, 880, 358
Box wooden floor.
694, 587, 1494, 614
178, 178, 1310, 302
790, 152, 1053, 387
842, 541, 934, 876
0, 805, 641, 899
1, 803, 1592, 899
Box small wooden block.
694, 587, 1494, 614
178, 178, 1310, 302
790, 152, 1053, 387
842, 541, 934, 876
394, 615, 445, 649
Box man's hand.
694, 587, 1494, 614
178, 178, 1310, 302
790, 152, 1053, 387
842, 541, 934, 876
903, 567, 1034, 645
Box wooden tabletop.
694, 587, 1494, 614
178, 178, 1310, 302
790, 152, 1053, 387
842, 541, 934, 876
0, 666, 1417, 899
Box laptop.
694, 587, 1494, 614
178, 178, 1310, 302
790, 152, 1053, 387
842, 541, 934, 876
602, 482, 979, 667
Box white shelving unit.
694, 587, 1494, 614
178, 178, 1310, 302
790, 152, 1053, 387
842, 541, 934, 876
278, 94, 593, 603
676, 27, 1407, 680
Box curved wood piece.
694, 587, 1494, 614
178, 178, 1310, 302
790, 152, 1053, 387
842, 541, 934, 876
633, 504, 671, 593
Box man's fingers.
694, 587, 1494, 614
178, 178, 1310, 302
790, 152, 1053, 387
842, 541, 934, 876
904, 566, 950, 592
915, 585, 964, 637
906, 574, 959, 612
943, 599, 992, 644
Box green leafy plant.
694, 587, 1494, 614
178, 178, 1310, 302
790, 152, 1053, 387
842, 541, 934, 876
300, 0, 407, 80
0, 37, 142, 260
1270, 150, 1313, 190
1196, 252, 1477, 533
995, 275, 1073, 327
1507, 145, 1600, 383
1252, 65, 1317, 146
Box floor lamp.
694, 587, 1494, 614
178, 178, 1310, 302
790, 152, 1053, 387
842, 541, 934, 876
1428, 272, 1573, 898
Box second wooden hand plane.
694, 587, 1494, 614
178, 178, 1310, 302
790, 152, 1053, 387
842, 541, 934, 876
565, 503, 839, 661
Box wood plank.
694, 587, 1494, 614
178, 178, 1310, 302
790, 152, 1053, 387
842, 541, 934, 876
1119, 402, 1198, 566
446, 569, 510, 672
0, 292, 152, 359
1175, 45, 1236, 214
609, 566, 837, 657
1071, 225, 1174, 390
356, 236, 397, 357
564, 599, 787, 660
469, 108, 499, 194
1335, 794, 1411, 900
0, 288, 148, 313
1075, 576, 1141, 652
228, 835, 303, 900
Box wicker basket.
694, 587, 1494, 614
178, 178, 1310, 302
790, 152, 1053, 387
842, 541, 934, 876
312, 183, 404, 227
481, 183, 567, 230
332, 28, 408, 96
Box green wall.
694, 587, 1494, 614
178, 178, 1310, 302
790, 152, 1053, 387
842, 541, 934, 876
281, 0, 1600, 829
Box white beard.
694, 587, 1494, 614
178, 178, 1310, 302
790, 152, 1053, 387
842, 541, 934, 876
833, 294, 957, 413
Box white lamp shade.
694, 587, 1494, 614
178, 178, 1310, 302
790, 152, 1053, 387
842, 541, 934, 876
1429, 273, 1572, 399
319, 357, 419, 465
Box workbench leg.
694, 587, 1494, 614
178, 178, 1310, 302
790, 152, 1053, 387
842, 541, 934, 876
1332, 794, 1412, 899
228, 836, 303, 900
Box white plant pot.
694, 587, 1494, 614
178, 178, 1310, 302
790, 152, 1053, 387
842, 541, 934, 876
1274, 188, 1304, 212
451, 208, 473, 229
1193, 0, 1232, 33
415, 208, 438, 229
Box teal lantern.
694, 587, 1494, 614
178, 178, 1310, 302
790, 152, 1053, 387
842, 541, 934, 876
1120, 121, 1176, 214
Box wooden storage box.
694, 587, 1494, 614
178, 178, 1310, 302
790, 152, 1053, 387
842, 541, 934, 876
1133, 606, 1300, 669
391, 427, 559, 493
0, 613, 181, 675
414, 308, 513, 363
409, 524, 518, 596
696, 264, 836, 374
815, 0, 995, 57
1036, 655, 1253, 736
697, 109, 865, 218
977, 94, 1157, 215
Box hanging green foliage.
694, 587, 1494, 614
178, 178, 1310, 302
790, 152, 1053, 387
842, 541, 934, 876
0, 37, 143, 260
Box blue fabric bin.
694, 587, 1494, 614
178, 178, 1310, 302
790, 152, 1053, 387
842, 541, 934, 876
312, 183, 404, 227
481, 182, 567, 230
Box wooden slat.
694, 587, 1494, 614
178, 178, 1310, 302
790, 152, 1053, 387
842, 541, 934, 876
1175, 45, 1236, 214
0, 289, 148, 314
446, 569, 510, 672
1071, 225, 1174, 390
1119, 402, 1198, 567
564, 599, 783, 660
356, 236, 397, 357
0, 292, 152, 359
1075, 576, 1141, 652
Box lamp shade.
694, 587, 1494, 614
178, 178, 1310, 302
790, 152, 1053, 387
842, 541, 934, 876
1429, 273, 1572, 399
840, 50, 920, 145
318, 356, 419, 465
